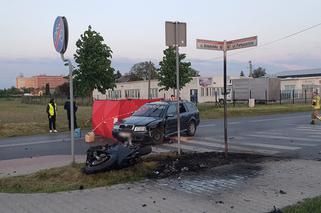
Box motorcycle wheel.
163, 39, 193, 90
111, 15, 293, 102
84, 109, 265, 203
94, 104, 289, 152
83, 154, 116, 174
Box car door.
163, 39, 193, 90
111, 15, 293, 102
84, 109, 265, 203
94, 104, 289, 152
165, 104, 177, 135
179, 103, 189, 131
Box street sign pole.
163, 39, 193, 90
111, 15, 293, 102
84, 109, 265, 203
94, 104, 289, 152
175, 22, 181, 155
53, 16, 75, 165
196, 36, 257, 158
223, 41, 228, 158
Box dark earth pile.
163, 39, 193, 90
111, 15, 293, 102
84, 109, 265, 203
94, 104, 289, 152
147, 152, 267, 179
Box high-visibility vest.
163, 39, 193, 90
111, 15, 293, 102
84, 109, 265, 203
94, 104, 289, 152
312, 95, 320, 110
48, 103, 57, 116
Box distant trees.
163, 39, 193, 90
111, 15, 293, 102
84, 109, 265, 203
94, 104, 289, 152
73, 25, 116, 97
128, 61, 158, 81
45, 83, 50, 96
240, 70, 245, 77
252, 67, 266, 78
54, 82, 70, 97
158, 47, 193, 94
0, 87, 22, 97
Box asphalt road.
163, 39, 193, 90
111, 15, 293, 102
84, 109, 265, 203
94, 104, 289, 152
0, 112, 321, 160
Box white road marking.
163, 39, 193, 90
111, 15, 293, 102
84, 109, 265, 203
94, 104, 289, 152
198, 124, 217, 128
152, 146, 171, 153
162, 143, 218, 153
186, 139, 280, 155
230, 141, 301, 150
245, 134, 321, 143
249, 115, 307, 123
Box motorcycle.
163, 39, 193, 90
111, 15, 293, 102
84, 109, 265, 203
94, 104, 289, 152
82, 142, 152, 174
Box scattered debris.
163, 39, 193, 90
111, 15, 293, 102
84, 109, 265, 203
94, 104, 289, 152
162, 197, 166, 200
268, 206, 283, 213
215, 201, 224, 204
153, 201, 156, 204
181, 167, 189, 172
279, 190, 287, 194
230, 206, 234, 209
142, 204, 147, 207
79, 185, 84, 190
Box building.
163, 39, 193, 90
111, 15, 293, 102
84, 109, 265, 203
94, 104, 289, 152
93, 76, 237, 103
276, 68, 321, 98
277, 68, 321, 91
16, 75, 68, 95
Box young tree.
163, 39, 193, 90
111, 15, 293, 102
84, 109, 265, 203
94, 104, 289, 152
73, 25, 115, 97
158, 47, 193, 94
55, 82, 70, 98
114, 70, 122, 80
240, 70, 245, 77
128, 61, 158, 81
45, 83, 50, 96
252, 67, 266, 78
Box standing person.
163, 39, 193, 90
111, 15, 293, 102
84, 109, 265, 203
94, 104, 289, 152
64, 97, 78, 130
311, 90, 321, 125
47, 98, 58, 133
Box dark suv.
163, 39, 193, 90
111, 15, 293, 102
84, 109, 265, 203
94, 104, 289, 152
112, 100, 200, 144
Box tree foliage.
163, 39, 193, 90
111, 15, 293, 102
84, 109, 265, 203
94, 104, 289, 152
158, 47, 193, 92
128, 61, 158, 81
240, 70, 245, 77
189, 68, 200, 77
114, 70, 122, 80
252, 67, 266, 78
45, 83, 50, 96
54, 82, 70, 98
0, 87, 22, 97
73, 25, 115, 97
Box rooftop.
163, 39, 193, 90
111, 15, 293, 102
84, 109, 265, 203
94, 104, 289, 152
276, 68, 321, 78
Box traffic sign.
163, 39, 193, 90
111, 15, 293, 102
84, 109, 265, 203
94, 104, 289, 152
196, 39, 224, 51
227, 36, 257, 51
53, 16, 69, 54
165, 21, 186, 47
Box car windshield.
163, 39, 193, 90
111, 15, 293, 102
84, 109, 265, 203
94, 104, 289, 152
133, 104, 166, 117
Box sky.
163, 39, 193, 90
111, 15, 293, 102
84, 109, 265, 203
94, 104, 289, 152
1, 0, 321, 88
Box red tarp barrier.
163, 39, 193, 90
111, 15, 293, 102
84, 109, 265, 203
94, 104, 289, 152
92, 99, 161, 138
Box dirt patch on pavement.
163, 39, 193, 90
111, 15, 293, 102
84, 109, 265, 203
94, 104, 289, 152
146, 152, 268, 179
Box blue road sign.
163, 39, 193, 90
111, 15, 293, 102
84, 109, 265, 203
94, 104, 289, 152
53, 16, 68, 54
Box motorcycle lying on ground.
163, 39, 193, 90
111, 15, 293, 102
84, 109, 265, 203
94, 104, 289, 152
82, 141, 152, 174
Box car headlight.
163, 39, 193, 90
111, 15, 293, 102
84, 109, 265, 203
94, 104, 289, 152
134, 126, 147, 132
113, 124, 119, 130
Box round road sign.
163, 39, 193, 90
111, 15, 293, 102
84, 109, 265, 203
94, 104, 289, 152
53, 16, 69, 54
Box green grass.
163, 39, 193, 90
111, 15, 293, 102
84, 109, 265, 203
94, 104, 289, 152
198, 103, 312, 119
0, 161, 157, 193
0, 100, 92, 138
282, 196, 321, 213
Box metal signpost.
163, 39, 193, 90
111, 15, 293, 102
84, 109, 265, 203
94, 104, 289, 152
53, 16, 75, 164
196, 36, 257, 157
165, 21, 186, 155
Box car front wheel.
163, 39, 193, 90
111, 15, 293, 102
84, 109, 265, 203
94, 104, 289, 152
151, 129, 164, 144
186, 121, 196, 136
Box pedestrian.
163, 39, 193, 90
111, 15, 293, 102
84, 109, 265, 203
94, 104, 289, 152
64, 97, 78, 130
310, 90, 321, 125
170, 95, 176, 101
47, 98, 58, 133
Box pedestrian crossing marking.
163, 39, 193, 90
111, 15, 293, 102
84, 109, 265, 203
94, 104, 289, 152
245, 134, 321, 143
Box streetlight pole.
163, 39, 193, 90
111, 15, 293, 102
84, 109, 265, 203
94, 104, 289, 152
175, 21, 181, 155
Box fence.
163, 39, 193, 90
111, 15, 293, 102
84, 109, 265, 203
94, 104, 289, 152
232, 89, 314, 105
21, 96, 93, 106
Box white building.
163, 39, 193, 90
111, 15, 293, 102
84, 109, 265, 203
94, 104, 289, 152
93, 76, 238, 103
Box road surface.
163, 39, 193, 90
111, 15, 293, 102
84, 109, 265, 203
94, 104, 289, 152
0, 112, 321, 160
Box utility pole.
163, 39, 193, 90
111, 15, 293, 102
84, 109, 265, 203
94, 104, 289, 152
148, 61, 151, 99
249, 61, 253, 77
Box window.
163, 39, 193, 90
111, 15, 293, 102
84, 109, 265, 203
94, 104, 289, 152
186, 102, 198, 112
107, 90, 121, 99
125, 89, 140, 98
206, 88, 209, 96
179, 103, 187, 113
167, 104, 176, 115
201, 88, 204, 96
150, 88, 158, 98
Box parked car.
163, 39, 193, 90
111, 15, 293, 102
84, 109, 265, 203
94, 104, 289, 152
112, 100, 200, 144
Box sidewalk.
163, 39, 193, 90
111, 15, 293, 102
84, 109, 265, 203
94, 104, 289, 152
0, 158, 321, 213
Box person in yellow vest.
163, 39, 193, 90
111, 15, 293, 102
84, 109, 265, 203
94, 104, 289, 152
46, 98, 58, 133
311, 91, 321, 125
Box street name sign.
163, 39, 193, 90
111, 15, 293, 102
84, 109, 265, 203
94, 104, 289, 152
227, 36, 257, 51
165, 21, 186, 47
196, 39, 224, 51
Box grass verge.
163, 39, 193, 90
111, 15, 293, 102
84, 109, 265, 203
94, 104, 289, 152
282, 196, 321, 213
198, 103, 311, 119
0, 152, 265, 193
0, 100, 92, 138
0, 161, 157, 193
